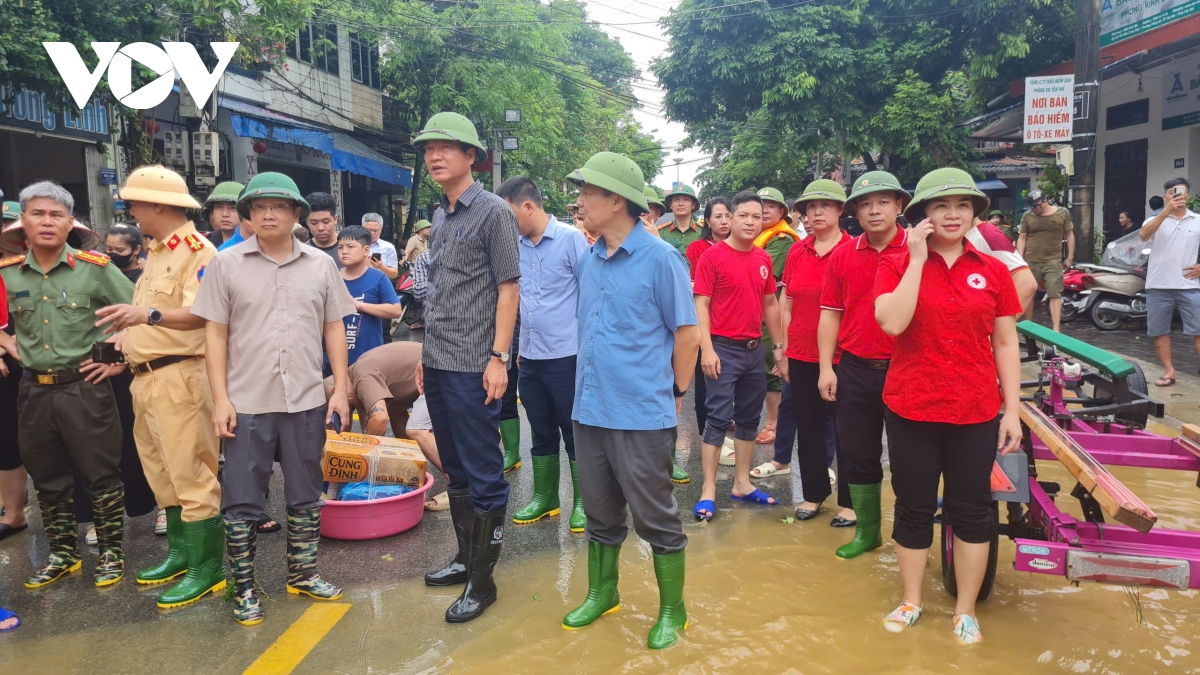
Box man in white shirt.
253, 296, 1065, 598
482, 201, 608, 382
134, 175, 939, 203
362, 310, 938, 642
361, 213, 399, 280
1139, 178, 1200, 387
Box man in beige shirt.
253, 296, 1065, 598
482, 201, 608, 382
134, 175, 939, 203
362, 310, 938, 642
96, 165, 224, 611
191, 172, 356, 627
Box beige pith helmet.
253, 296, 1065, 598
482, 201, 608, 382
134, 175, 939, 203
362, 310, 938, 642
118, 165, 202, 209
0, 217, 102, 255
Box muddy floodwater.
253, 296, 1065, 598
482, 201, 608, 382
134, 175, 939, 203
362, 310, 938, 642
2, 420, 1198, 674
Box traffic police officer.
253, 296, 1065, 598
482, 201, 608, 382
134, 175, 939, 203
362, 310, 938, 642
96, 166, 225, 609
0, 181, 134, 589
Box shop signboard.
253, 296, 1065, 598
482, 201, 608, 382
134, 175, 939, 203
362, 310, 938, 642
0, 84, 110, 142
1101, 0, 1200, 47
1163, 52, 1200, 130
1024, 75, 1074, 143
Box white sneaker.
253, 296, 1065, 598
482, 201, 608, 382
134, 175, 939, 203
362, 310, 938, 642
85, 524, 97, 546
154, 510, 167, 536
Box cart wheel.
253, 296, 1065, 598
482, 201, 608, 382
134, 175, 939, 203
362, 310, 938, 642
1123, 362, 1149, 428
940, 502, 1000, 601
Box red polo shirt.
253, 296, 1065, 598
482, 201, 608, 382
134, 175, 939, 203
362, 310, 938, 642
686, 238, 714, 280
874, 240, 1023, 425
820, 228, 907, 360
783, 231, 850, 363
694, 241, 776, 340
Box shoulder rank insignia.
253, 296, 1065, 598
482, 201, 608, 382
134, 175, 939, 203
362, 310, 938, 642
76, 250, 111, 266
185, 233, 206, 252
0, 255, 24, 269
165, 233, 182, 251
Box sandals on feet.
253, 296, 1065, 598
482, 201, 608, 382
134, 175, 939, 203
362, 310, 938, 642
754, 425, 777, 445
693, 499, 715, 522
0, 607, 19, 632
953, 614, 983, 644
750, 462, 790, 478
730, 488, 777, 505
719, 441, 736, 467
1155, 376, 1176, 387
424, 491, 451, 512
884, 601, 923, 633
257, 516, 281, 534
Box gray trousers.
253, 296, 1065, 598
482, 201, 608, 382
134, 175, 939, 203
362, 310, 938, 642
17, 378, 123, 503
573, 422, 686, 555
221, 406, 326, 521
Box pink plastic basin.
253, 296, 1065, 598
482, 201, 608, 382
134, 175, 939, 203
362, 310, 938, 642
321, 472, 435, 540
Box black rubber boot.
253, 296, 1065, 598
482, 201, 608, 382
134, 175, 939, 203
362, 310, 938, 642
445, 506, 505, 623
425, 489, 472, 587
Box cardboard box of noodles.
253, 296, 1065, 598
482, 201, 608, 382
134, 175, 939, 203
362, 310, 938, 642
322, 430, 427, 489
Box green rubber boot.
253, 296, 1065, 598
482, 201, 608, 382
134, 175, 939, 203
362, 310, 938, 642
836, 483, 883, 560
92, 486, 126, 587
562, 542, 621, 629
500, 418, 522, 473
226, 519, 263, 625
512, 455, 561, 524
670, 447, 690, 484
568, 460, 586, 533
158, 515, 226, 608
25, 499, 82, 589
648, 550, 688, 650
138, 506, 187, 585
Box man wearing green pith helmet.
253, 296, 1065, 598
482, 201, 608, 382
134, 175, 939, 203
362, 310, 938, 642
659, 184, 701, 255
753, 187, 800, 446
563, 150, 699, 650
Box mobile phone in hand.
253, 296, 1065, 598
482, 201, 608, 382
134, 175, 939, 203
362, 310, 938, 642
91, 341, 124, 364
371, 252, 382, 262
1173, 185, 1187, 199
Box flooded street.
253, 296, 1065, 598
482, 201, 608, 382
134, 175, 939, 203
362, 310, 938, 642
3, 337, 1200, 673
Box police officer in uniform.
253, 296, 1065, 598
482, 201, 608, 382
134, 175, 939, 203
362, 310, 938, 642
95, 166, 225, 609
0, 181, 134, 589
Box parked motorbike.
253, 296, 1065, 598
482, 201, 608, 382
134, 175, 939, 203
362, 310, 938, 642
1059, 266, 1090, 323
394, 272, 424, 331
1078, 265, 1147, 331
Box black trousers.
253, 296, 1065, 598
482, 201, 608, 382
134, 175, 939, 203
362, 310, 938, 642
886, 410, 997, 550
519, 356, 577, 461
500, 356, 520, 423
693, 355, 708, 435
788, 360, 836, 505
833, 353, 888, 487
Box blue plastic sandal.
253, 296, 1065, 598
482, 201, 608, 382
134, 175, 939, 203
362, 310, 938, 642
0, 607, 20, 632
730, 488, 777, 505
693, 499, 715, 521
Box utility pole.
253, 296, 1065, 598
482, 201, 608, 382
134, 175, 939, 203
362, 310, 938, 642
1071, 0, 1102, 262
493, 129, 503, 189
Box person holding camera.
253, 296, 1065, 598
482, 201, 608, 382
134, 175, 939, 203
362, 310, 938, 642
1140, 178, 1200, 387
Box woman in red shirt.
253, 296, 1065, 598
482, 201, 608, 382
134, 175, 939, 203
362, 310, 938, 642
777, 181, 850, 520
686, 197, 732, 278
873, 168, 1023, 644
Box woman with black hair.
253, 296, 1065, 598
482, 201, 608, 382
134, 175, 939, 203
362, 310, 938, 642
105, 223, 145, 284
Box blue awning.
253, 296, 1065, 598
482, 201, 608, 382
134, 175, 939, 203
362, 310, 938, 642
976, 179, 1009, 191
226, 102, 411, 187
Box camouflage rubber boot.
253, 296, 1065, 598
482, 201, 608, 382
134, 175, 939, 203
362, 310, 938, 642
91, 486, 126, 587
25, 499, 83, 589
226, 519, 263, 626
285, 508, 343, 600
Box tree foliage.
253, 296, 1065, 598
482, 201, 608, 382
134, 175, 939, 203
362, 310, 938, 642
653, 0, 1074, 190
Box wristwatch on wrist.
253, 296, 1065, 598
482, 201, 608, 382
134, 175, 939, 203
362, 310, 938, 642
148, 308, 163, 326
673, 382, 686, 398
772, 343, 784, 350
490, 350, 510, 364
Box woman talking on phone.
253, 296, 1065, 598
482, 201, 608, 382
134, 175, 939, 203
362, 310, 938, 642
873, 168, 1023, 644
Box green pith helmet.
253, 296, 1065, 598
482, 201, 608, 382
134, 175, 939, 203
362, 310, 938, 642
1, 201, 19, 221
795, 179, 847, 206
663, 183, 699, 211
567, 152, 649, 213
204, 181, 245, 209
844, 171, 911, 215
411, 111, 487, 154
236, 172, 311, 220
414, 219, 432, 233
904, 167, 990, 223
644, 186, 665, 210
989, 210, 1006, 218
756, 187, 787, 209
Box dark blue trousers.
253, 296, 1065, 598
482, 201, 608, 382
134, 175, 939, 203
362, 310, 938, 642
424, 366, 509, 511
518, 355, 577, 461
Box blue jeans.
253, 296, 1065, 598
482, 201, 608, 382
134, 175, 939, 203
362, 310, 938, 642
518, 355, 577, 461
423, 366, 509, 511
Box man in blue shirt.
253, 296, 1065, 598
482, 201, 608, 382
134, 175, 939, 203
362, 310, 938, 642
497, 176, 588, 531
560, 152, 700, 651
336, 226, 401, 366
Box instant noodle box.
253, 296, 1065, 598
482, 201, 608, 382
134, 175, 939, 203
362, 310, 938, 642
322, 430, 427, 489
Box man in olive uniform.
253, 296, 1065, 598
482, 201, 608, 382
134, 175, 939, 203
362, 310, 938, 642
658, 184, 701, 256
95, 166, 225, 609
203, 181, 245, 248
754, 187, 800, 445
0, 181, 134, 589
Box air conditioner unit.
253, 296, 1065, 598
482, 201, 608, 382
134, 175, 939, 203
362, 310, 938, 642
1056, 146, 1074, 176
192, 132, 220, 188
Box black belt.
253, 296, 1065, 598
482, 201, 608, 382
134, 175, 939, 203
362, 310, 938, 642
844, 352, 890, 370
712, 335, 761, 350
23, 369, 86, 385
128, 354, 200, 376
